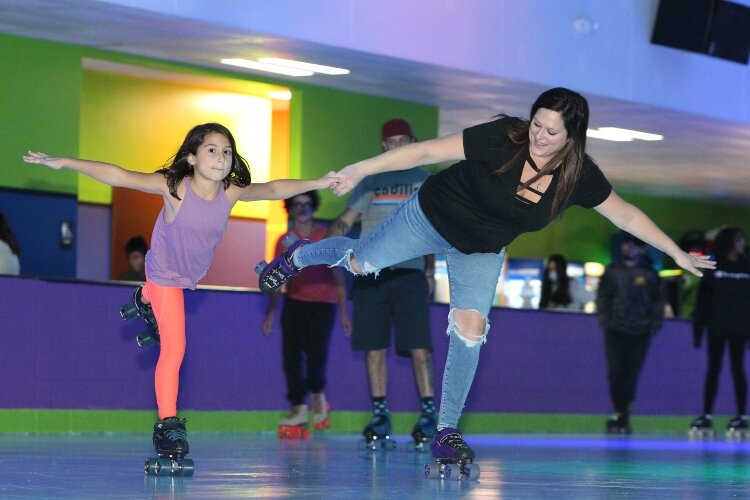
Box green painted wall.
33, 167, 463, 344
0, 34, 81, 193
293, 87, 437, 219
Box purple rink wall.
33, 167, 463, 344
0, 275, 738, 415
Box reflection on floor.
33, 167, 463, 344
1, 432, 748, 498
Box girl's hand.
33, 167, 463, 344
22, 151, 65, 170
330, 163, 364, 196
319, 171, 341, 189
673, 251, 715, 277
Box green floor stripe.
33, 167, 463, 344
0, 409, 731, 434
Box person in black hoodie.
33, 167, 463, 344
690, 227, 750, 437
597, 233, 665, 434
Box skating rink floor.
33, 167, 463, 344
1, 432, 749, 498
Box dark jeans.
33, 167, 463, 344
280, 298, 335, 406
703, 334, 748, 415
604, 330, 653, 415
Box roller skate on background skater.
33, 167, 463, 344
256, 233, 309, 294
424, 427, 480, 481
278, 404, 310, 439
119, 284, 160, 348
145, 417, 193, 476
605, 413, 632, 435
359, 399, 396, 450
688, 414, 715, 438
311, 392, 331, 431
409, 398, 437, 451
726, 415, 749, 439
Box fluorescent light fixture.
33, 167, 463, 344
220, 59, 313, 77
259, 57, 350, 75
268, 90, 292, 101
587, 127, 664, 142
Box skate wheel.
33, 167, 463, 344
178, 459, 194, 477
137, 331, 157, 348
255, 260, 268, 275
467, 463, 480, 480
144, 458, 158, 475
156, 457, 173, 476
281, 233, 299, 248
120, 303, 137, 320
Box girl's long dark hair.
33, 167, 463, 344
0, 213, 20, 256
495, 87, 590, 220
157, 123, 251, 200
539, 254, 572, 307
712, 226, 745, 265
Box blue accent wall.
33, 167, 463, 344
0, 189, 77, 278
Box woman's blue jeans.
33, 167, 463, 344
294, 193, 505, 430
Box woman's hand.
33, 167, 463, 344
22, 151, 66, 170
673, 251, 715, 277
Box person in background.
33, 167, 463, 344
539, 254, 593, 311
327, 118, 436, 450
690, 227, 750, 437
120, 235, 148, 281
597, 233, 665, 434
0, 213, 21, 276
262, 191, 351, 438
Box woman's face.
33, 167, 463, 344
529, 108, 568, 159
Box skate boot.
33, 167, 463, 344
409, 413, 436, 452
119, 285, 160, 348
311, 392, 331, 430
360, 411, 396, 450
688, 414, 715, 439
605, 413, 632, 435
278, 404, 310, 439
145, 417, 193, 476
726, 415, 749, 440
255, 233, 309, 294
425, 427, 480, 480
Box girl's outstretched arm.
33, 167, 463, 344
594, 190, 715, 277
22, 152, 167, 195
235, 171, 339, 202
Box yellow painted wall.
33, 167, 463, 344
79, 69, 280, 220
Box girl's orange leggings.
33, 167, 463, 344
142, 278, 185, 419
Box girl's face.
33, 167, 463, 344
189, 132, 233, 181
529, 108, 568, 159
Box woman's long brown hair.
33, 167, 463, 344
494, 88, 590, 220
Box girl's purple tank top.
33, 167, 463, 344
145, 179, 230, 289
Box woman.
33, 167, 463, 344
539, 254, 594, 310
258, 88, 714, 471
691, 227, 750, 436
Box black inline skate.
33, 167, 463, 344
359, 411, 396, 451
119, 285, 160, 348
688, 414, 715, 439
409, 413, 436, 452
605, 413, 632, 435
145, 417, 193, 476
726, 415, 749, 440
424, 427, 480, 481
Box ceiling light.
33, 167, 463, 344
587, 127, 664, 142
259, 57, 350, 75
268, 91, 292, 100
220, 59, 313, 77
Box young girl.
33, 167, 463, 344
258, 88, 715, 476
23, 122, 336, 464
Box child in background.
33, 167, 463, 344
23, 122, 337, 468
